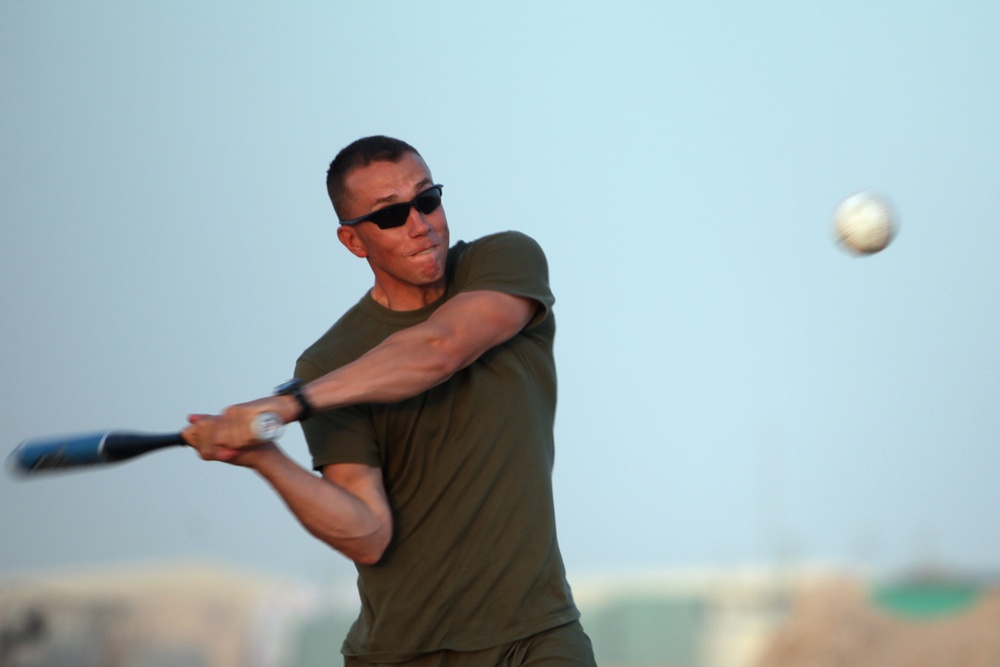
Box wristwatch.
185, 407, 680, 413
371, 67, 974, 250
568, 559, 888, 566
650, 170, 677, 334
274, 378, 314, 422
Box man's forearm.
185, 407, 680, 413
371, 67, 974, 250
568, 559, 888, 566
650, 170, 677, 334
205, 291, 536, 447
301, 290, 537, 413
303, 323, 463, 411
250, 447, 392, 565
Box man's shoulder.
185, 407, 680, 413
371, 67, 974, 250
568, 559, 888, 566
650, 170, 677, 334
457, 230, 544, 255
448, 229, 554, 320
450, 230, 547, 275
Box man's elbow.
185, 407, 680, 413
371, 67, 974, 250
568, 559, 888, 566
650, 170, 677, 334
349, 535, 390, 566
335, 522, 392, 566
353, 548, 385, 567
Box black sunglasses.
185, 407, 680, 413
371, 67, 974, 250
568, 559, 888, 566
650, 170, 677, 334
339, 184, 444, 230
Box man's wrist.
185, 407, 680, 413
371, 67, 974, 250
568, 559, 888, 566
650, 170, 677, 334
273, 378, 315, 422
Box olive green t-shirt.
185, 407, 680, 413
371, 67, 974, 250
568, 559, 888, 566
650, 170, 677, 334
295, 231, 579, 662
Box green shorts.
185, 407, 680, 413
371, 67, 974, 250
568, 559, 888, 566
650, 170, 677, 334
344, 621, 596, 667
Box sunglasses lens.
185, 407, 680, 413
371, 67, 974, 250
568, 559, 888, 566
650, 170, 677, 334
368, 202, 411, 230
415, 188, 442, 215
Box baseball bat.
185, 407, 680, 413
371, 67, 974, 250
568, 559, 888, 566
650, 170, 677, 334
8, 412, 284, 475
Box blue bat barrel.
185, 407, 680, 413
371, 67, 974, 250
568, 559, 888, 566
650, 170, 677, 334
10, 431, 186, 474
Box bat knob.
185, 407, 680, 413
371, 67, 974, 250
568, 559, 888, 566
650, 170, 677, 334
252, 412, 284, 441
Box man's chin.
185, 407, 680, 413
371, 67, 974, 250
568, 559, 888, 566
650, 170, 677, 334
413, 249, 447, 277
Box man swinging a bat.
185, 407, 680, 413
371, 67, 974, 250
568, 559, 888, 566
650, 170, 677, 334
183, 136, 596, 666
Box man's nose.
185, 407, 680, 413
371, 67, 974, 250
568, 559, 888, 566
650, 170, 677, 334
405, 206, 433, 235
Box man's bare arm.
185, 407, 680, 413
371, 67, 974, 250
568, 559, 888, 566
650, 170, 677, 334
181, 290, 533, 560
253, 453, 392, 565
214, 290, 539, 442
307, 289, 538, 408
183, 416, 392, 565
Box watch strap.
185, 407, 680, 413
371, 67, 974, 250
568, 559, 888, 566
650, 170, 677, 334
274, 379, 314, 422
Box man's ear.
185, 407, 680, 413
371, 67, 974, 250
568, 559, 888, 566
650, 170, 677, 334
337, 225, 369, 258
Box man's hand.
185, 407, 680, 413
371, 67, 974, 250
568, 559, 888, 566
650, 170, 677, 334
182, 392, 303, 458
183, 413, 277, 467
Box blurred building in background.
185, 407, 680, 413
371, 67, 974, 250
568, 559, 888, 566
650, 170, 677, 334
0, 563, 321, 667
570, 567, 999, 667
572, 568, 798, 667
1, 563, 997, 667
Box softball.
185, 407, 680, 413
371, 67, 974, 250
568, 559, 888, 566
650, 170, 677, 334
833, 190, 897, 255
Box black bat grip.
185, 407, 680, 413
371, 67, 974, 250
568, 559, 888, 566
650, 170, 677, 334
101, 432, 188, 462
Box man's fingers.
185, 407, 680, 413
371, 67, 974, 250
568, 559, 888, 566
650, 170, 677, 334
181, 411, 271, 465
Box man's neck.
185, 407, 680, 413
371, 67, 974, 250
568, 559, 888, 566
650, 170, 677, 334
369, 282, 446, 311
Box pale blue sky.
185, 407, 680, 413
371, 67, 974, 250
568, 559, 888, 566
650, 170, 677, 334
2, 2, 998, 586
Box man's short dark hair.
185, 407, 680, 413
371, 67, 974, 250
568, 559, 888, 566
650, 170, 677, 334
326, 136, 421, 219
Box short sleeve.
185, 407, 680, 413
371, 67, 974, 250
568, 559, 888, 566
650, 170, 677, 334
451, 231, 555, 328
295, 358, 382, 470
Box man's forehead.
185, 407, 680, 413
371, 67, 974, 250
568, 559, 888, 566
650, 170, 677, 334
345, 153, 432, 199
